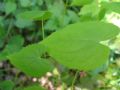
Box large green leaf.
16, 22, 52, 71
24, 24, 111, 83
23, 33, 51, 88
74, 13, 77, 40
44, 22, 119, 42
17, 10, 51, 21
44, 40, 110, 70
8, 44, 53, 77
42, 21, 119, 70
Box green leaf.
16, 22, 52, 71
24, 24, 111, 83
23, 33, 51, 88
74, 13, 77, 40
15, 18, 33, 28
19, 0, 31, 7
37, 0, 43, 6
45, 1, 66, 30
44, 17, 59, 31
0, 26, 5, 39
67, 10, 79, 23
44, 22, 119, 42
0, 80, 15, 90
0, 35, 24, 61
8, 44, 53, 77
42, 21, 119, 70
19, 0, 43, 7
0, 25, 5, 48
71, 0, 93, 6
79, 2, 101, 19
44, 40, 110, 70
101, 2, 120, 13
23, 85, 46, 90
0, 16, 3, 24
5, 2, 16, 14
17, 10, 51, 21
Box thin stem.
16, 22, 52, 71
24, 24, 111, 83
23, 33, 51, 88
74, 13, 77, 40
64, 0, 68, 14
42, 19, 44, 40
65, 0, 68, 7
71, 71, 79, 90
14, 72, 19, 82
6, 19, 13, 38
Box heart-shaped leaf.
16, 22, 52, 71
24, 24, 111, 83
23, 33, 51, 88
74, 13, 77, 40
8, 44, 54, 77
42, 21, 119, 70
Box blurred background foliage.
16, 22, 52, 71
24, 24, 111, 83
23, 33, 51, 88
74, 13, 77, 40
0, 0, 120, 90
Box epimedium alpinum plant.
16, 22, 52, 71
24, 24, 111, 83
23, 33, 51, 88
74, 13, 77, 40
8, 22, 120, 89
8, 21, 120, 76
0, 0, 120, 90
9, 10, 120, 90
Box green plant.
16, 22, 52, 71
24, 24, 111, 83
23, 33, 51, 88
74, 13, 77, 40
0, 0, 120, 90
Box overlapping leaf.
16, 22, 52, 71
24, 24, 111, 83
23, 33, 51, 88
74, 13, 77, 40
8, 44, 54, 77
42, 21, 119, 70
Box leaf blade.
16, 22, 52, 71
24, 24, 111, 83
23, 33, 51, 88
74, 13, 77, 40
42, 21, 119, 70
8, 44, 53, 77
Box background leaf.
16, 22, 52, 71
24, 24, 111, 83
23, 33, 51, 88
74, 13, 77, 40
17, 10, 51, 21
101, 2, 120, 13
0, 35, 24, 61
79, 2, 101, 20
71, 0, 93, 6
19, 0, 31, 7
5, 2, 16, 14
0, 80, 15, 90
23, 85, 46, 90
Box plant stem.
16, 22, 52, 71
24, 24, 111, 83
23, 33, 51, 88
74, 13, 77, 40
42, 19, 44, 40
71, 71, 79, 90
65, 0, 68, 7
6, 19, 13, 37
64, 0, 68, 14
